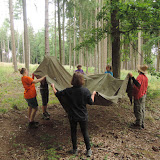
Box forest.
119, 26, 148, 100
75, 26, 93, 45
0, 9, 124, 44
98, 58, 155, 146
0, 0, 160, 159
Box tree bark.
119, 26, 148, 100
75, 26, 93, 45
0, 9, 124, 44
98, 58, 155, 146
98, 0, 101, 73
22, 0, 29, 71
9, 0, 18, 72
138, 31, 142, 65
111, 0, 120, 78
54, 0, 57, 58
57, 0, 62, 63
79, 10, 82, 65
157, 39, 160, 71
45, 0, 50, 55
94, 0, 98, 74
69, 19, 72, 70
62, 0, 65, 65
130, 41, 134, 70
73, 0, 76, 70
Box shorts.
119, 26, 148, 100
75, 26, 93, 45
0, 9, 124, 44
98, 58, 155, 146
40, 88, 49, 106
25, 97, 38, 108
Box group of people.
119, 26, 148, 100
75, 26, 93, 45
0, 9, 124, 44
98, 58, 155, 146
19, 64, 148, 157
75, 64, 113, 76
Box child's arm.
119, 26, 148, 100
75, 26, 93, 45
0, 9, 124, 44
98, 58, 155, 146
32, 76, 46, 84
91, 91, 96, 102
51, 83, 57, 94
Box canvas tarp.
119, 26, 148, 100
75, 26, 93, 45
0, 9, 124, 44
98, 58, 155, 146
34, 56, 131, 108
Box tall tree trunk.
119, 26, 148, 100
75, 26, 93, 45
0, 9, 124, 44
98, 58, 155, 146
73, 0, 76, 70
157, 39, 160, 71
7, 39, 10, 62
22, 32, 25, 63
9, 0, 18, 72
86, 19, 88, 74
108, 30, 112, 65
138, 31, 142, 65
98, 0, 101, 73
62, 0, 65, 65
79, 10, 82, 65
57, 0, 62, 63
45, 0, 50, 55
69, 19, 72, 70
54, 0, 57, 57
22, 0, 29, 71
111, 0, 120, 78
130, 41, 134, 70
94, 1, 98, 74
104, 34, 107, 71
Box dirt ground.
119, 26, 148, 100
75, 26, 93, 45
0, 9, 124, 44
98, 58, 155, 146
0, 98, 160, 160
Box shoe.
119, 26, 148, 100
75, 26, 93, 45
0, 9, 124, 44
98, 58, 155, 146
68, 149, 78, 156
130, 123, 142, 129
73, 149, 78, 156
86, 149, 92, 157
45, 112, 50, 117
42, 113, 50, 120
28, 122, 38, 129
33, 121, 39, 125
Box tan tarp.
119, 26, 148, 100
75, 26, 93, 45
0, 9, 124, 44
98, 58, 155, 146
34, 56, 131, 107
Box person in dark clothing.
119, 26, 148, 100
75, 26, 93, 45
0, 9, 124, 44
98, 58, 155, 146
32, 74, 50, 120
40, 79, 50, 120
129, 65, 148, 129
51, 72, 96, 157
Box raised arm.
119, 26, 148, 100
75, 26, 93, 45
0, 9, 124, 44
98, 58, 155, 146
91, 91, 96, 102
51, 83, 57, 94
32, 76, 46, 84
129, 73, 141, 88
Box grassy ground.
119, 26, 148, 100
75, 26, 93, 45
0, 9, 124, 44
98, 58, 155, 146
0, 63, 160, 160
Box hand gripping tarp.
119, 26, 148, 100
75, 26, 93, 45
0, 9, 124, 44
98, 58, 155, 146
34, 56, 131, 109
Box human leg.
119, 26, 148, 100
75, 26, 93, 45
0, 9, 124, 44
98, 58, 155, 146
79, 121, 91, 150
134, 99, 142, 126
141, 95, 146, 128
30, 107, 38, 122
69, 120, 78, 150
28, 107, 32, 122
41, 89, 50, 119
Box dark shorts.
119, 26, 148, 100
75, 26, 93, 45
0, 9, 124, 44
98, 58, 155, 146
25, 97, 38, 108
40, 88, 49, 106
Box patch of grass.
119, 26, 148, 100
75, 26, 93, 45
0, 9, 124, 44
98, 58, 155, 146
145, 112, 155, 123
104, 155, 108, 160
0, 108, 8, 113
46, 148, 60, 160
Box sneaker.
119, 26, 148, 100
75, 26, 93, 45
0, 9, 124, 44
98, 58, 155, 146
45, 112, 50, 117
68, 149, 78, 156
28, 122, 38, 129
86, 149, 92, 157
42, 113, 50, 120
130, 123, 142, 129
33, 121, 39, 125
73, 149, 78, 156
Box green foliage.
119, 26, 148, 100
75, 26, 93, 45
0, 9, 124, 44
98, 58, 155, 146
46, 148, 60, 160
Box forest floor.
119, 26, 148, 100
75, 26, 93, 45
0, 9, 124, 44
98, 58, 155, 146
0, 63, 160, 160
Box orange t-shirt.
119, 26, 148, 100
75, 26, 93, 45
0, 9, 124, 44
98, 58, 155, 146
21, 76, 37, 99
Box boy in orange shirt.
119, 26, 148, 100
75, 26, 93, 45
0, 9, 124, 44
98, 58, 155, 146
19, 68, 46, 129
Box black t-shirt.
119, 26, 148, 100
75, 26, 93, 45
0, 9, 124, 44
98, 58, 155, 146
55, 86, 93, 121
40, 79, 48, 90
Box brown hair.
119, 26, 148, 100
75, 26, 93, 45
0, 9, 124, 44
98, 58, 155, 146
71, 72, 85, 86
106, 65, 112, 71
77, 64, 82, 68
19, 68, 26, 75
